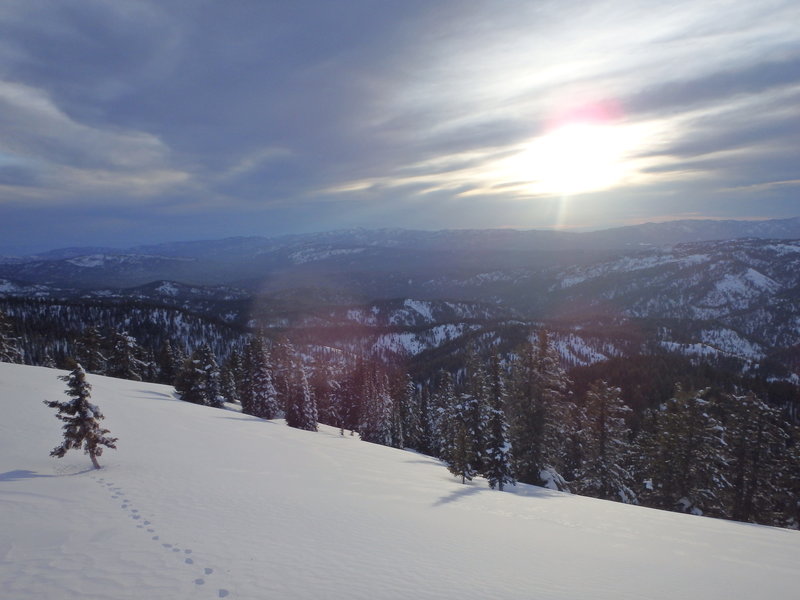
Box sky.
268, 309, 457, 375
1, 0, 799, 253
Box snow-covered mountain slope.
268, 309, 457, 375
2, 362, 798, 600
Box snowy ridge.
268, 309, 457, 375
373, 323, 480, 356
2, 362, 799, 600
555, 251, 711, 289
703, 268, 780, 308
699, 328, 766, 361
288, 246, 366, 264
65, 254, 196, 268
548, 333, 624, 367
0, 279, 54, 297
279, 299, 511, 330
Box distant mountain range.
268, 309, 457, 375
2, 217, 800, 290
2, 217, 799, 381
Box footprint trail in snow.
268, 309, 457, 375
92, 475, 231, 597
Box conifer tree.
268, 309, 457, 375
271, 337, 296, 413
397, 376, 420, 450
175, 344, 223, 408
140, 348, 159, 382
634, 387, 727, 516
196, 344, 223, 408
778, 425, 800, 528
220, 364, 240, 405
238, 339, 259, 415
41, 350, 57, 369
463, 351, 489, 473
435, 372, 458, 463
338, 356, 367, 434
310, 357, 341, 428
326, 375, 347, 436
483, 354, 514, 491
285, 365, 318, 431
574, 380, 636, 503
106, 330, 145, 381
417, 385, 438, 457
44, 364, 117, 469
251, 346, 279, 419
74, 327, 106, 374
175, 354, 204, 405
718, 392, 789, 523
506, 332, 573, 489
156, 340, 180, 385
359, 373, 394, 445
445, 394, 479, 484
278, 341, 317, 431
0, 309, 23, 363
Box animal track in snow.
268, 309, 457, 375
94, 480, 231, 595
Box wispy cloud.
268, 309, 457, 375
0, 80, 191, 202
0, 0, 798, 250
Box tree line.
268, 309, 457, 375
2, 308, 798, 529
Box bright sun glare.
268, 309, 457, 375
507, 121, 635, 196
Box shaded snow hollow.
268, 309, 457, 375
1, 362, 798, 600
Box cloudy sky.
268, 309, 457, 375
1, 0, 799, 253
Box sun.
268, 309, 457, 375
506, 120, 635, 196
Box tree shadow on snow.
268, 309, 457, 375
0, 469, 53, 482
433, 483, 483, 507
214, 414, 279, 424
133, 389, 179, 402
404, 458, 443, 466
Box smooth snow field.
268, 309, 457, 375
1, 362, 798, 599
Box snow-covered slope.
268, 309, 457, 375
1, 362, 798, 600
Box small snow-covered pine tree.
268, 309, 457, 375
44, 364, 117, 469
